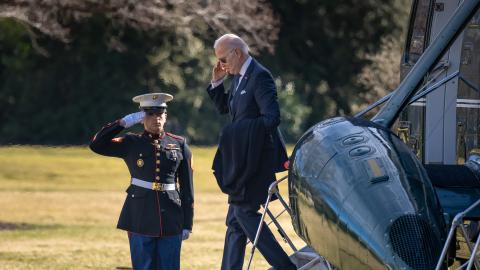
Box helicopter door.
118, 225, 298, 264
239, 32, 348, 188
401, 1, 480, 165
424, 0, 463, 164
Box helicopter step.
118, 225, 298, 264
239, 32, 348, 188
280, 246, 333, 270
245, 176, 335, 270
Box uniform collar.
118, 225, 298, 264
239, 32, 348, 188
142, 131, 165, 140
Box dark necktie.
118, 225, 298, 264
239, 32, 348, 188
232, 75, 241, 96
229, 75, 241, 110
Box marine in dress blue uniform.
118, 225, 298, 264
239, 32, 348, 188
90, 93, 194, 270
207, 34, 296, 270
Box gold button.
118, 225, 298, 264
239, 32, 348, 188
156, 168, 160, 172
156, 176, 160, 180
156, 160, 160, 164
156, 153, 160, 156
154, 140, 159, 143
156, 145, 161, 149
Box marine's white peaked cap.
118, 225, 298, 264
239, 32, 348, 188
132, 93, 174, 108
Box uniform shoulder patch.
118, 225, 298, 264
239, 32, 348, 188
111, 137, 124, 143
126, 132, 141, 138
166, 132, 184, 141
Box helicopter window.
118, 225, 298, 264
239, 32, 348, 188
456, 13, 480, 163
396, 0, 433, 160
404, 0, 433, 67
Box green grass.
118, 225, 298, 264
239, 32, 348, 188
0, 146, 303, 269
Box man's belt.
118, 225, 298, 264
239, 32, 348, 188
131, 178, 176, 191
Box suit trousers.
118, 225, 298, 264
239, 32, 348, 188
221, 203, 296, 270
128, 232, 182, 270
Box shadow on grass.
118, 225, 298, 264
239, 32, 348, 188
0, 221, 61, 231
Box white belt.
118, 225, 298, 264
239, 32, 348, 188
131, 178, 176, 191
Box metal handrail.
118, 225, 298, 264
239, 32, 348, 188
245, 175, 334, 270
435, 199, 480, 270
246, 175, 290, 270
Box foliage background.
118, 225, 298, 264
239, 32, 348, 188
0, 0, 411, 145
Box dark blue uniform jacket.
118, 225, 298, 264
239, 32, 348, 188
90, 121, 194, 236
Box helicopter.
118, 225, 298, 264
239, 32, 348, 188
287, 0, 480, 269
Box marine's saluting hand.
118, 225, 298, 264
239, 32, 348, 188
120, 111, 145, 128
182, 229, 191, 240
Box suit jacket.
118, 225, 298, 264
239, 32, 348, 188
207, 58, 288, 204
89, 121, 194, 236
213, 118, 266, 202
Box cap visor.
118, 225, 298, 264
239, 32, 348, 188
142, 107, 167, 113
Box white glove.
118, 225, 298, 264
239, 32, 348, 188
182, 229, 191, 240
121, 111, 145, 128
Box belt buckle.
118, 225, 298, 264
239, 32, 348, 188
152, 182, 163, 191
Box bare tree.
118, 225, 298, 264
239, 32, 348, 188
352, 0, 410, 113
354, 37, 403, 112
0, 0, 280, 54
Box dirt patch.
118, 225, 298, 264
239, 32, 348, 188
0, 221, 58, 231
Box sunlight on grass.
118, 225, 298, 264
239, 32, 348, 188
0, 145, 303, 269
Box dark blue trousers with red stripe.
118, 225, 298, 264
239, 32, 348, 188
128, 232, 182, 270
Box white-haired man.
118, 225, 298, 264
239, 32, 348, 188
207, 34, 296, 270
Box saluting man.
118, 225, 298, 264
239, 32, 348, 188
207, 34, 295, 270
90, 93, 194, 270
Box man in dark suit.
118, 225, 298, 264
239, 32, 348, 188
207, 34, 296, 270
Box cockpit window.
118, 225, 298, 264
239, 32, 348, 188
403, 0, 434, 69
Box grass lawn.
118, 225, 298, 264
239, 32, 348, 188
0, 146, 304, 269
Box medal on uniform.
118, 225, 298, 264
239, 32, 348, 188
137, 159, 144, 167
165, 144, 179, 161
165, 144, 179, 150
